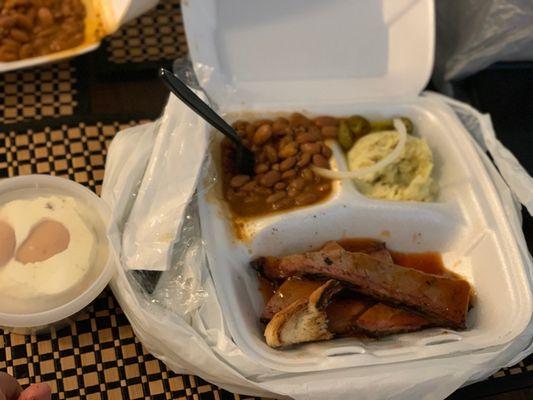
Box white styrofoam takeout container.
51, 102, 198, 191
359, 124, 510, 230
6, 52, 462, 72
184, 0, 533, 373
0, 175, 116, 335
0, 0, 158, 73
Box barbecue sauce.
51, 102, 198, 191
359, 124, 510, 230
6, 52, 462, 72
390, 251, 446, 276
337, 238, 447, 276
261, 277, 324, 320
258, 276, 277, 304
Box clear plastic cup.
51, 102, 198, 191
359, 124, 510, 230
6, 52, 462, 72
0, 175, 116, 335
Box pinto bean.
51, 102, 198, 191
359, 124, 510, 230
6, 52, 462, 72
281, 170, 296, 180
255, 163, 269, 174
321, 144, 333, 158
35, 27, 57, 38
300, 142, 321, 155
10, 28, 30, 42
230, 175, 250, 188
287, 187, 300, 198
297, 152, 311, 168
232, 120, 248, 131
278, 143, 298, 158
37, 7, 54, 26
255, 186, 273, 195
312, 154, 329, 168
314, 116, 339, 127
272, 119, 288, 134
301, 168, 315, 182
241, 181, 257, 192
260, 170, 281, 187
10, 0, 31, 6
274, 181, 287, 190
253, 124, 272, 145
0, 16, 17, 29
246, 124, 255, 137
15, 14, 33, 31
279, 156, 296, 172
321, 126, 339, 139
243, 195, 260, 204
264, 144, 278, 163
266, 191, 286, 204
289, 112, 311, 127
296, 131, 321, 144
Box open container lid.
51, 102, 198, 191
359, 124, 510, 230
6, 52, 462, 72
182, 0, 434, 108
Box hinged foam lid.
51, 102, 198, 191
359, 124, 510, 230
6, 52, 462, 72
182, 0, 435, 108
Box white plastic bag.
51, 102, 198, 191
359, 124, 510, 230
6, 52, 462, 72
121, 95, 209, 271
435, 0, 533, 83
425, 92, 533, 215
102, 93, 533, 400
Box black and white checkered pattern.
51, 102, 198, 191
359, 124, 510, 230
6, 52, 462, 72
104, 0, 188, 64
0, 121, 141, 193
0, 62, 78, 125
1, 289, 261, 400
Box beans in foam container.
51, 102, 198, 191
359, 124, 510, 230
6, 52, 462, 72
0, 0, 158, 73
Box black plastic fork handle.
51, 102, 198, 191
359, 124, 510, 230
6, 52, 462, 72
159, 68, 241, 145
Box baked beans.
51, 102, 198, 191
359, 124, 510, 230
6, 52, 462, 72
0, 0, 86, 62
222, 113, 337, 217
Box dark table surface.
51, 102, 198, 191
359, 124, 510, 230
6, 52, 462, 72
0, 1, 532, 399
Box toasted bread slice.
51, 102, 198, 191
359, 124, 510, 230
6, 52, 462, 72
265, 280, 340, 348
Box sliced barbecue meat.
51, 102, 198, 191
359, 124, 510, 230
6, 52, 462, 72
326, 297, 374, 335
337, 239, 394, 264
251, 255, 285, 281
326, 298, 430, 336
252, 240, 392, 280
252, 245, 470, 329
356, 303, 430, 336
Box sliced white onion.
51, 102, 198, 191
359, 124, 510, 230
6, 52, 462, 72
313, 118, 408, 180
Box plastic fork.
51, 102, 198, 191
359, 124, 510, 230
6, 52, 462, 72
159, 68, 255, 176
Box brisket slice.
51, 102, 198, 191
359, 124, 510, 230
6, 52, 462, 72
253, 240, 392, 281
252, 246, 470, 329
326, 298, 430, 336
326, 297, 373, 335
355, 303, 430, 336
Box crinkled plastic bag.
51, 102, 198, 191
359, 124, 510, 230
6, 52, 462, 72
101, 90, 533, 399
435, 0, 533, 83
121, 94, 209, 271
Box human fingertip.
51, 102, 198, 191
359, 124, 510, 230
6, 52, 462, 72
18, 383, 51, 400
